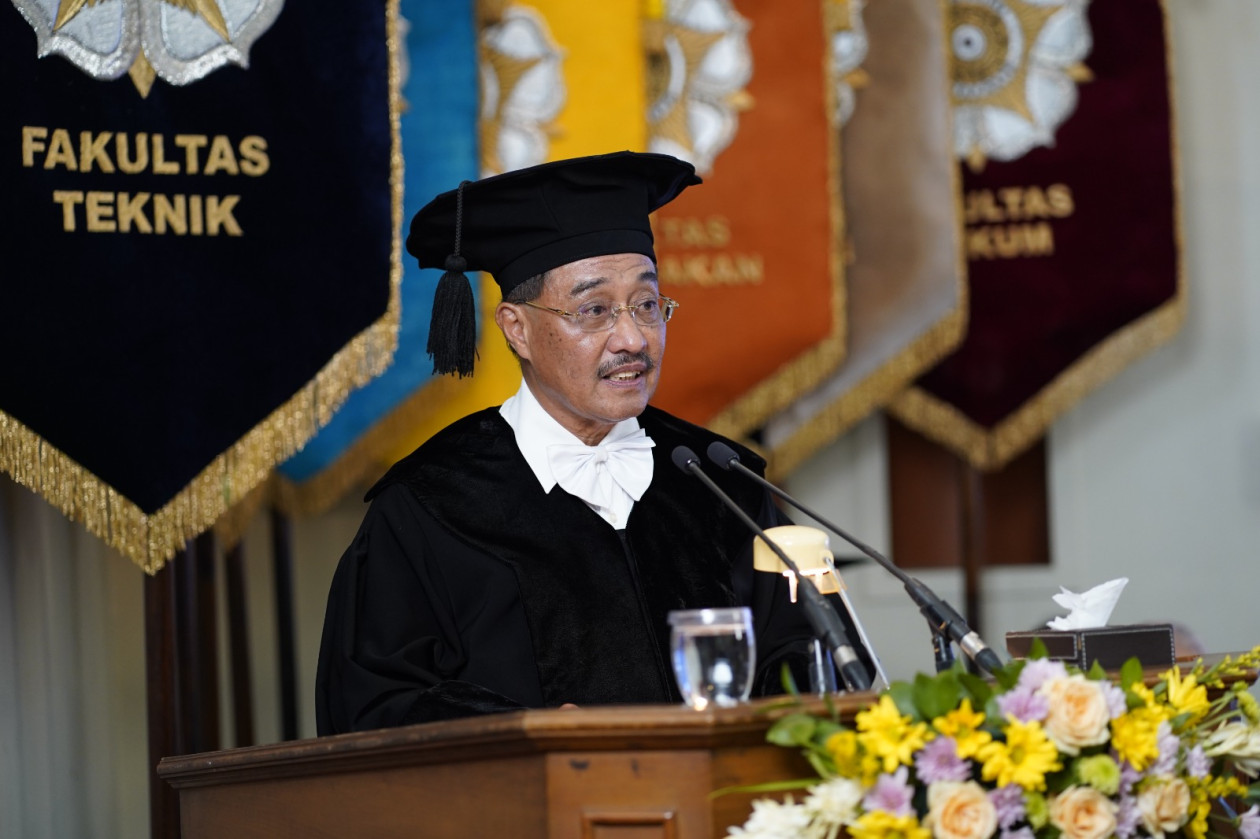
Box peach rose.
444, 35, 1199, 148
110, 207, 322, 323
926, 781, 998, 839
1137, 777, 1191, 839
1040, 675, 1111, 754
1049, 786, 1118, 839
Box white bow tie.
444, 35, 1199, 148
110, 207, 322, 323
547, 432, 655, 512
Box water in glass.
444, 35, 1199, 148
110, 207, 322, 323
668, 607, 755, 710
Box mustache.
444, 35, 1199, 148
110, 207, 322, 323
597, 352, 656, 378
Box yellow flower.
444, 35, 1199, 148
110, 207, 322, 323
1163, 668, 1210, 725
857, 694, 932, 773
826, 730, 863, 778
976, 717, 1062, 791
1130, 683, 1176, 721
1110, 707, 1163, 771
1182, 791, 1212, 839
849, 810, 932, 839
934, 699, 993, 759
1238, 690, 1260, 724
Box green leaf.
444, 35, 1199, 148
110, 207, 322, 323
991, 660, 1021, 692
1029, 637, 1050, 659
766, 713, 818, 747
887, 680, 918, 718
710, 777, 819, 799
1120, 658, 1144, 690
1087, 659, 1108, 680
812, 718, 847, 746
959, 671, 995, 707
806, 750, 833, 778
780, 661, 801, 697
914, 670, 963, 720
1245, 781, 1260, 806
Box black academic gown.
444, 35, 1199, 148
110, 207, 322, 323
315, 405, 873, 734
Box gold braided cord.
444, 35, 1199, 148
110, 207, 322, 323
0, 0, 405, 573
706, 6, 848, 439
889, 0, 1183, 473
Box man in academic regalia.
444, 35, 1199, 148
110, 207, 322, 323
315, 151, 874, 734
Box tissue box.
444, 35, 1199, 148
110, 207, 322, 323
1005, 624, 1176, 671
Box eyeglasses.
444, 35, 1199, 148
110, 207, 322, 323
521, 295, 679, 333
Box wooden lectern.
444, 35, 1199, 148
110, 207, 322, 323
158, 694, 875, 839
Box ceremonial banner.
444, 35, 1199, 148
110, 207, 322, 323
889, 0, 1183, 471
0, 1, 400, 571
273, 0, 493, 514
759, 0, 968, 479
277, 0, 645, 506
375, 0, 650, 468
648, 0, 849, 439
284, 0, 859, 511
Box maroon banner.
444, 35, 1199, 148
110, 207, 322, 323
891, 0, 1182, 470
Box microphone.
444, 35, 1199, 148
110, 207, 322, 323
670, 446, 872, 692
705, 441, 1005, 677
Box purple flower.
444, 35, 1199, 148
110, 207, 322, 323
1117, 761, 1141, 794
1150, 721, 1179, 776
915, 737, 971, 784
863, 766, 914, 817
1001, 828, 1036, 839
990, 784, 1027, 829
1239, 805, 1260, 839
1103, 682, 1127, 718
997, 686, 1050, 722
1017, 658, 1068, 691
1185, 745, 1211, 779
1116, 795, 1142, 839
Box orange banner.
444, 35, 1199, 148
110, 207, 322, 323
649, 0, 846, 439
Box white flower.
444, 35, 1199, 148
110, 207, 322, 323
728, 797, 812, 839
1137, 777, 1191, 839
1039, 674, 1111, 755
1203, 721, 1260, 777
804, 777, 865, 826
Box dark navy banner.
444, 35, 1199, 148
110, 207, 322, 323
0, 0, 399, 570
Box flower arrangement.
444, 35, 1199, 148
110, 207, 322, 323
730, 646, 1260, 839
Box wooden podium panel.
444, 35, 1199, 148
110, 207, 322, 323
159, 696, 876, 839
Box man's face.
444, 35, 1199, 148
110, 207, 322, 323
497, 252, 666, 445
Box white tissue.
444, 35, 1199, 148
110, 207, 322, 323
1046, 577, 1129, 630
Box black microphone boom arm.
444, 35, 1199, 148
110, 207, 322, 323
705, 441, 1005, 678
670, 446, 872, 693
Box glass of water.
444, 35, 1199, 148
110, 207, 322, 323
667, 607, 756, 710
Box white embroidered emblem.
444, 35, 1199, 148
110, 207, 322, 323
949, 0, 1093, 171
12, 0, 284, 94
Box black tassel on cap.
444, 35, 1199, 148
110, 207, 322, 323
426, 181, 478, 377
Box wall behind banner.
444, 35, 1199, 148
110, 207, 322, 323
2, 3, 1260, 836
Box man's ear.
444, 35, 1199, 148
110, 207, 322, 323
495, 302, 531, 361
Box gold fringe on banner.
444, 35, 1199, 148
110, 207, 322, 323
888, 0, 1184, 473
0, 0, 404, 573
761, 0, 968, 481
0, 310, 400, 573
888, 290, 1185, 473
